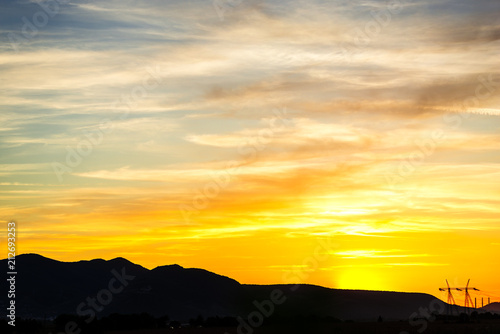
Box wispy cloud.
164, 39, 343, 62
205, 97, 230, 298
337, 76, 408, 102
334, 249, 430, 259
1, 0, 499, 295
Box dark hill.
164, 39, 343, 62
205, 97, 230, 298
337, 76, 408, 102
241, 284, 443, 321
0, 254, 467, 321
1, 253, 148, 318
482, 302, 500, 313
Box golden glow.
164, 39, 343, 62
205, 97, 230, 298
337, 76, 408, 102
1, 0, 500, 306
337, 268, 389, 291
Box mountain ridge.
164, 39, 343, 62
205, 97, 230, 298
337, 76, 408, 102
1, 254, 494, 322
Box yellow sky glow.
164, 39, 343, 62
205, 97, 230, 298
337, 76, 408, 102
1, 0, 500, 307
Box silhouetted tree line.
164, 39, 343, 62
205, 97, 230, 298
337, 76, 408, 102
399, 309, 500, 326
2, 311, 499, 333
264, 314, 342, 326
97, 313, 170, 330
0, 318, 44, 334
188, 314, 238, 327
434, 311, 500, 323
0, 313, 169, 334
0, 313, 238, 333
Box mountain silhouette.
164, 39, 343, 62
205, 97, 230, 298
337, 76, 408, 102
0, 254, 488, 321
482, 302, 500, 313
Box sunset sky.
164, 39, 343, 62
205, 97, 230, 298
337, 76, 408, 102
1, 0, 500, 304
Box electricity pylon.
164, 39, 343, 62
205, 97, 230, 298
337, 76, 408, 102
439, 279, 457, 315
461, 279, 479, 312
440, 279, 480, 315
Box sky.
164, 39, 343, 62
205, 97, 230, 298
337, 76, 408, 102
1, 0, 500, 305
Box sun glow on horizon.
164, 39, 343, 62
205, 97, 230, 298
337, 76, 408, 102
1, 0, 500, 300
336, 268, 390, 292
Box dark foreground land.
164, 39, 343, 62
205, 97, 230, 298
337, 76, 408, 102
4, 255, 500, 333
5, 320, 500, 334
101, 320, 500, 334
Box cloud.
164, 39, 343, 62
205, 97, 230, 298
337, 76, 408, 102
334, 249, 430, 259
1, 0, 500, 293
